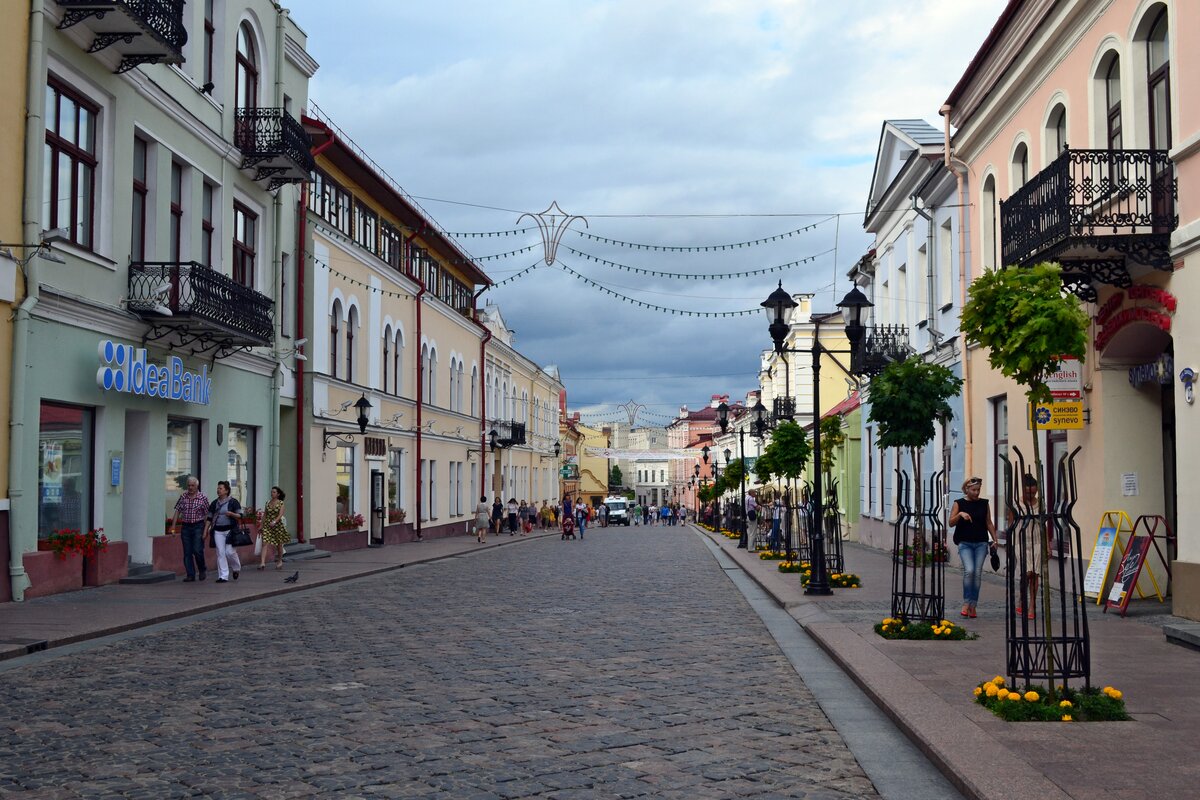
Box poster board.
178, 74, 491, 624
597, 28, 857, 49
1084, 511, 1133, 602
1105, 536, 1154, 616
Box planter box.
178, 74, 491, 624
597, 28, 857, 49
83, 541, 129, 586
153, 532, 261, 576
23, 550, 84, 598
311, 529, 367, 552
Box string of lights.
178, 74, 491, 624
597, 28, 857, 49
442, 225, 537, 237
466, 243, 539, 262
556, 262, 762, 317
560, 244, 835, 280
570, 217, 832, 252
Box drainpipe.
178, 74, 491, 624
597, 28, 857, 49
471, 290, 492, 499
266, 5, 288, 496
408, 236, 425, 540
294, 124, 335, 543
941, 104, 974, 475
8, 1, 47, 601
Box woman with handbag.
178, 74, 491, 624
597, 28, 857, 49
205, 481, 243, 583
950, 477, 999, 618
258, 486, 290, 570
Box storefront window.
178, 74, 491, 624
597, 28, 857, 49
388, 448, 403, 512
336, 445, 354, 514
165, 418, 201, 520
38, 402, 93, 538
226, 424, 257, 510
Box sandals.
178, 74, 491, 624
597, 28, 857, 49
275, 560, 283, 570
256, 565, 265, 571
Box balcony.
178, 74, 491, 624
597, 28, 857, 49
1000, 148, 1176, 301
56, 0, 186, 74
854, 325, 912, 378
128, 262, 274, 351
234, 108, 315, 191
772, 397, 796, 423
493, 420, 527, 448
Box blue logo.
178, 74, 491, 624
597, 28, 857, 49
96, 340, 212, 405
1035, 407, 1052, 424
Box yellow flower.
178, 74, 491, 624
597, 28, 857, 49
992, 675, 1006, 687
995, 688, 1008, 700
932, 626, 943, 635
1110, 689, 1123, 700
1024, 691, 1039, 702
974, 686, 983, 697
901, 626, 907, 632
1059, 700, 1073, 708
1061, 715, 1073, 722
940, 620, 951, 627
1008, 693, 1022, 702
985, 684, 999, 698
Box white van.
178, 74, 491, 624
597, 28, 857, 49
604, 497, 631, 526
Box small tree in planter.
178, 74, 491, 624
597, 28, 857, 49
961, 262, 1088, 690
760, 421, 812, 555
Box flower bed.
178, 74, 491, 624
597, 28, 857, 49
758, 550, 787, 561
974, 677, 1130, 722
875, 617, 975, 640
336, 512, 365, 531
777, 561, 860, 588
45, 528, 108, 559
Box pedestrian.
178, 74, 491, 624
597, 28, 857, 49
632, 503, 641, 526
507, 497, 519, 535
540, 500, 552, 529
575, 502, 587, 539
474, 495, 490, 543
599, 502, 608, 528
770, 497, 784, 551
170, 476, 209, 582
258, 486, 290, 570
491, 497, 504, 536
950, 476, 999, 618
520, 500, 535, 535
204, 480, 243, 583
1013, 474, 1043, 620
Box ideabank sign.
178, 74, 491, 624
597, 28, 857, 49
96, 340, 212, 405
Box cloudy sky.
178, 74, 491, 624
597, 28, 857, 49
284, 0, 1007, 427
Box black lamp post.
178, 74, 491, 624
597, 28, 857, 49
717, 400, 769, 549
322, 393, 373, 449
761, 283, 873, 595
711, 459, 721, 532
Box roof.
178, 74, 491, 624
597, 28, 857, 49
887, 119, 943, 145
823, 391, 861, 420
943, 0, 1025, 110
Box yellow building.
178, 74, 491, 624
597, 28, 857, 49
571, 418, 610, 509
0, 12, 28, 596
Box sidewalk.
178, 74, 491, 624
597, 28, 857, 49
0, 529, 558, 661
697, 525, 1200, 800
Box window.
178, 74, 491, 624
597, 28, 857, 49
450, 462, 460, 517
38, 402, 94, 538
1011, 142, 1029, 189
170, 162, 184, 263
419, 459, 428, 520
389, 449, 404, 514
938, 218, 953, 308
456, 361, 464, 411
470, 366, 478, 416
354, 201, 377, 252
330, 300, 341, 379
1146, 9, 1171, 150
202, 0, 215, 89
346, 305, 357, 383
131, 137, 148, 261
380, 220, 401, 268
226, 424, 256, 510
392, 331, 402, 395
981, 174, 997, 272
429, 460, 437, 520
232, 202, 256, 287
336, 446, 355, 514
992, 396, 1009, 536
420, 345, 429, 403
165, 417, 202, 522
1047, 104, 1067, 159
201, 182, 214, 267
448, 357, 458, 411
235, 22, 258, 111
280, 253, 291, 336
44, 79, 99, 249
1105, 56, 1122, 150
382, 327, 391, 393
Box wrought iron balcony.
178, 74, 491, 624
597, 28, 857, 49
1000, 148, 1176, 300
854, 325, 912, 378
56, 0, 186, 73
128, 262, 274, 350
492, 420, 527, 448
772, 396, 796, 423
234, 108, 316, 190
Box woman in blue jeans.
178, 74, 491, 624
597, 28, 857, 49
949, 477, 998, 618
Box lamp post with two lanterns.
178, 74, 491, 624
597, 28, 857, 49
716, 398, 769, 549
760, 282, 874, 595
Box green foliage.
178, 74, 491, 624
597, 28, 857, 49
761, 421, 811, 480
723, 458, 746, 488
609, 465, 623, 486
875, 617, 975, 641
698, 484, 715, 504
753, 447, 777, 484
975, 682, 1130, 722
961, 262, 1088, 404
819, 414, 846, 474
868, 356, 963, 450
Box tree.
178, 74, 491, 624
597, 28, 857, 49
609, 464, 623, 488
753, 448, 777, 486
759, 420, 812, 506
961, 262, 1088, 687
818, 414, 846, 479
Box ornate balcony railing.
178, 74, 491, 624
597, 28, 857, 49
57, 0, 186, 73
128, 262, 274, 349
234, 108, 315, 190
1000, 147, 1176, 270
772, 396, 796, 423
493, 420, 527, 447
854, 325, 911, 378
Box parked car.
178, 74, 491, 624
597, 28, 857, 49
604, 497, 631, 526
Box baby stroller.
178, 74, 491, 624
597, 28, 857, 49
561, 514, 576, 540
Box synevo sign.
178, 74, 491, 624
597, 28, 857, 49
96, 340, 212, 405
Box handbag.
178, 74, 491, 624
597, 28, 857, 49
254, 533, 263, 556
229, 525, 253, 548
989, 544, 1001, 572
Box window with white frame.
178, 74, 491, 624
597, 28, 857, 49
448, 357, 459, 411
393, 330, 403, 395
346, 305, 358, 383
428, 459, 438, 520
471, 366, 478, 416
937, 218, 953, 308
1046, 104, 1067, 160
382, 326, 392, 393
1145, 8, 1171, 150
45, 78, 99, 250
329, 300, 341, 380
981, 174, 997, 272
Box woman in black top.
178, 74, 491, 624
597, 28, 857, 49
950, 477, 998, 618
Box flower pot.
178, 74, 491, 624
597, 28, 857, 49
22, 550, 84, 598
83, 541, 128, 586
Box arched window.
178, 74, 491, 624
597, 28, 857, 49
393, 332, 403, 395
1104, 55, 1122, 150
448, 357, 458, 411
382, 326, 391, 393
346, 306, 358, 383
235, 22, 257, 111
427, 348, 437, 405
981, 174, 997, 272
456, 361, 465, 413
1011, 142, 1029, 189
420, 344, 429, 404
1046, 104, 1067, 159
1146, 8, 1170, 150
502, 380, 509, 419
329, 300, 341, 380
470, 366, 478, 416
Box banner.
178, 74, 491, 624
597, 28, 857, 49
584, 447, 704, 460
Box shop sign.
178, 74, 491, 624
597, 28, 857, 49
96, 340, 212, 405
1046, 358, 1082, 400
1128, 353, 1173, 389
1028, 401, 1084, 430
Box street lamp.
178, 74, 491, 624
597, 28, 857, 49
718, 401, 769, 549
761, 284, 874, 595
323, 393, 373, 449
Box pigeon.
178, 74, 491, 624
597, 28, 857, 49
284, 571, 299, 583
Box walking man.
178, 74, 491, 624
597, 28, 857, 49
171, 476, 209, 582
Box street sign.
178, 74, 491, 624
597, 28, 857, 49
1028, 401, 1084, 430
1046, 358, 1083, 400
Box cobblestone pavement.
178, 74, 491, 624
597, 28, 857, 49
0, 528, 880, 799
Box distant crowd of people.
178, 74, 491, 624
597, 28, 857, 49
468, 496, 690, 542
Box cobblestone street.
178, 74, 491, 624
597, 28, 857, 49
0, 528, 882, 798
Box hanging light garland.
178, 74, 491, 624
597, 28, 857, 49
570, 216, 833, 252
559, 244, 834, 280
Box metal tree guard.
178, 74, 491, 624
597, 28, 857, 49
890, 468, 947, 623
1003, 447, 1091, 690
823, 477, 845, 575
